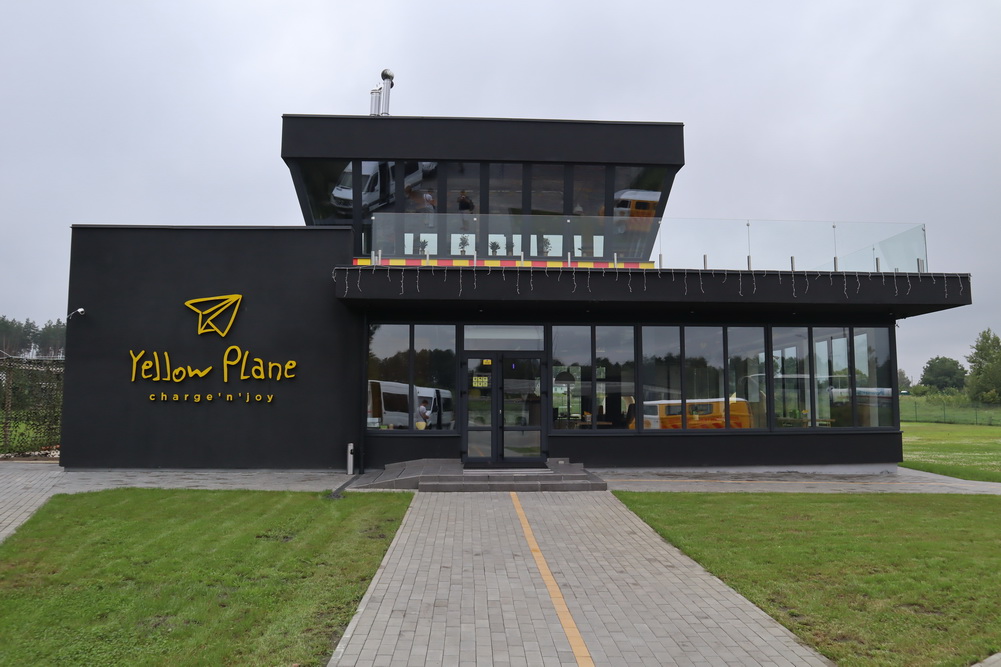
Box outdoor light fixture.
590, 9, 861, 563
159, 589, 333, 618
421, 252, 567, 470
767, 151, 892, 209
67, 308, 85, 319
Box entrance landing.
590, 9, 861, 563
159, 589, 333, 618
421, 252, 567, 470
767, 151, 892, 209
349, 458, 607, 492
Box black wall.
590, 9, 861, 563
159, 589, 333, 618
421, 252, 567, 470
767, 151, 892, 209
62, 226, 361, 469
548, 431, 901, 468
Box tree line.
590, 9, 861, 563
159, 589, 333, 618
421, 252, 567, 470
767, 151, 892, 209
903, 328, 1001, 403
0, 316, 66, 358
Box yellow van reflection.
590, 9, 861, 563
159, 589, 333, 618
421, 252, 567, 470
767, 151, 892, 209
629, 398, 752, 429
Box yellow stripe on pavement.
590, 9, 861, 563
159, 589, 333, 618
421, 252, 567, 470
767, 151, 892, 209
510, 491, 594, 667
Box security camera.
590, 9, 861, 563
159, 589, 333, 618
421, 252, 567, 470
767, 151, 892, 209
67, 307, 85, 319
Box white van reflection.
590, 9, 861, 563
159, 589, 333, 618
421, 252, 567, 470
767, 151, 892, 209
367, 380, 454, 430
331, 161, 423, 216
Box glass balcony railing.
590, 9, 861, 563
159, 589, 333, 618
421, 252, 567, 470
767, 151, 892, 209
367, 212, 660, 263
653, 219, 928, 273
366, 213, 928, 272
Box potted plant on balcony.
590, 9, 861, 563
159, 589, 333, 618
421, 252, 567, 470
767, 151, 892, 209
417, 239, 428, 256
458, 234, 470, 255
505, 237, 515, 255
539, 236, 552, 257
489, 240, 500, 256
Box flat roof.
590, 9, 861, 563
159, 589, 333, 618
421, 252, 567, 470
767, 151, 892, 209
281, 115, 685, 165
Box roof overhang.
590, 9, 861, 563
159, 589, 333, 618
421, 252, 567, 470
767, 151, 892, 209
335, 266, 970, 323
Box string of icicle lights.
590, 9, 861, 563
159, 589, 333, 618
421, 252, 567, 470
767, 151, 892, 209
331, 266, 965, 299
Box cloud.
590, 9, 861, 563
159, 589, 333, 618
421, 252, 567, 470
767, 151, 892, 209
0, 0, 997, 376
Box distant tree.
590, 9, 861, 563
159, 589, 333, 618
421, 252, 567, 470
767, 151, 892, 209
0, 316, 31, 356
0, 316, 66, 357
919, 356, 966, 391
897, 369, 912, 391
35, 320, 66, 357
966, 328, 1001, 403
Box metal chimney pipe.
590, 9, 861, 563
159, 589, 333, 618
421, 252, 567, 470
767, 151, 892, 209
379, 69, 394, 115
370, 86, 382, 116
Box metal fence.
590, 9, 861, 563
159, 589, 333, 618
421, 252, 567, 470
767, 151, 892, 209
899, 397, 1001, 426
0, 355, 63, 455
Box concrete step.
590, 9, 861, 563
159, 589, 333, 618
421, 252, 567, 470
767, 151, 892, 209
418, 477, 606, 492
350, 458, 606, 491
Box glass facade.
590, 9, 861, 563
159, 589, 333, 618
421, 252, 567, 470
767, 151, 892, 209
368, 324, 457, 430
727, 327, 767, 428
814, 327, 852, 427
298, 159, 675, 260
368, 323, 896, 434
641, 326, 682, 430
552, 326, 593, 430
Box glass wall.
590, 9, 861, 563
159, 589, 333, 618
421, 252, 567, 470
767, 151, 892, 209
594, 326, 635, 429
684, 327, 725, 428
552, 326, 592, 430
368, 323, 895, 433
414, 325, 457, 430
854, 327, 893, 427
772, 327, 812, 427
367, 324, 411, 429
367, 324, 457, 430
814, 327, 852, 427
728, 327, 767, 428
464, 325, 544, 351
641, 326, 682, 430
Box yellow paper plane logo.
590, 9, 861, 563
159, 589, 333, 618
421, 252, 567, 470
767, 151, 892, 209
184, 294, 243, 338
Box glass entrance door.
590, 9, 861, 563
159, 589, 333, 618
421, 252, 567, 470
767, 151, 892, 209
464, 354, 544, 463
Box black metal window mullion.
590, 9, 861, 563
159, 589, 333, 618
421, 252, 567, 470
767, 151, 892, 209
351, 159, 364, 255
889, 324, 900, 428
679, 325, 687, 430
394, 161, 406, 213
765, 326, 775, 431
408, 325, 415, 430
722, 327, 731, 428
848, 326, 859, 427
585, 325, 596, 430
479, 162, 490, 217
563, 164, 574, 257
522, 163, 533, 213
563, 164, 574, 215
634, 325, 644, 432
603, 166, 615, 253
804, 327, 813, 427
437, 163, 448, 215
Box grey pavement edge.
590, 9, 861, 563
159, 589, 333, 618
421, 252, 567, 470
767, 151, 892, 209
3, 462, 1001, 665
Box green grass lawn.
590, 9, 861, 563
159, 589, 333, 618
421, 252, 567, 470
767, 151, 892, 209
902, 421, 1001, 482
617, 492, 1001, 667
0, 488, 411, 666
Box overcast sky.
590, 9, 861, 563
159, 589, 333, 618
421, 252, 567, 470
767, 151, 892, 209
1, 0, 998, 378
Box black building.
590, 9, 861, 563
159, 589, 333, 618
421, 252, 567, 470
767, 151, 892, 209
61, 115, 970, 470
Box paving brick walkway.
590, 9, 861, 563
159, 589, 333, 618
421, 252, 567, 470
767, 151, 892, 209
329, 492, 832, 666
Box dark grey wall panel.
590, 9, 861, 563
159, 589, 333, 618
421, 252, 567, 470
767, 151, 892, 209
62, 226, 361, 469
547, 431, 902, 468
282, 115, 685, 166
